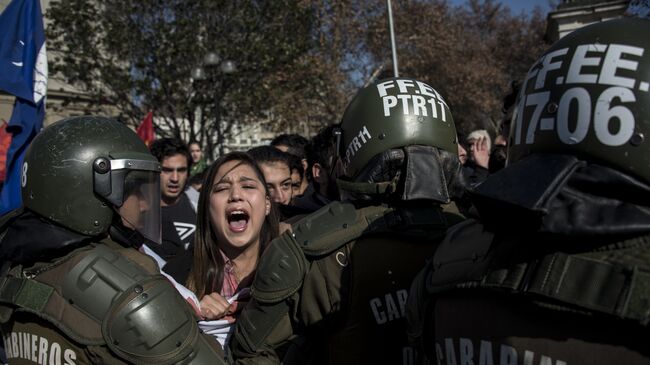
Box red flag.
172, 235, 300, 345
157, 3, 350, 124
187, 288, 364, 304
0, 120, 13, 183
136, 111, 154, 147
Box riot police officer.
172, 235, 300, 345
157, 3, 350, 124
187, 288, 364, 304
407, 17, 650, 365
230, 78, 465, 364
0, 116, 226, 364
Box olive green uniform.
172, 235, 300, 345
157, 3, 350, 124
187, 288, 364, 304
0, 212, 226, 365
408, 16, 650, 365
0, 116, 228, 364
231, 201, 463, 364
231, 76, 463, 364
409, 223, 650, 364
407, 157, 650, 365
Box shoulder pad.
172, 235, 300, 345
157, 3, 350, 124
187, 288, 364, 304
103, 275, 203, 364
64, 244, 209, 363
253, 231, 308, 304
426, 219, 495, 293
292, 201, 371, 256
63, 244, 152, 322
293, 202, 458, 258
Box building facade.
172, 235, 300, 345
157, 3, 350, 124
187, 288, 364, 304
546, 0, 631, 42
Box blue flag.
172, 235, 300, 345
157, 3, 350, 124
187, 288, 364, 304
0, 0, 47, 215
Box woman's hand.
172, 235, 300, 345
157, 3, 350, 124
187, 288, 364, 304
199, 292, 233, 320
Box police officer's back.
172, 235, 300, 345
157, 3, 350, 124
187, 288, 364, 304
0, 117, 225, 364
407, 17, 650, 365
230, 78, 465, 364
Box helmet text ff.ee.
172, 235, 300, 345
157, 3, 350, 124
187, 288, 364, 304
508, 17, 650, 183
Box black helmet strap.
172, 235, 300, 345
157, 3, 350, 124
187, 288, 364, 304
401, 145, 451, 204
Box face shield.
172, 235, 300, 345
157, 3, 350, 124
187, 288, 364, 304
93, 157, 161, 244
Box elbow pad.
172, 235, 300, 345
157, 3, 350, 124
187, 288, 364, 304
63, 244, 226, 364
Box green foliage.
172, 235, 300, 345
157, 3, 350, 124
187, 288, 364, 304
47, 0, 321, 157
46, 0, 548, 156
361, 0, 548, 137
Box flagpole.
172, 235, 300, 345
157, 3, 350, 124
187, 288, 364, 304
387, 0, 399, 77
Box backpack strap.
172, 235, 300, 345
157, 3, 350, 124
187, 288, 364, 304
472, 249, 650, 325
0, 266, 55, 322
428, 227, 650, 325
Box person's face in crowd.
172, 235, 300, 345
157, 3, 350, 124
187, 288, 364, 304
209, 160, 271, 252
457, 144, 468, 165
273, 144, 309, 196
160, 153, 189, 206
189, 143, 203, 164
313, 156, 341, 200
290, 168, 302, 197
312, 163, 329, 196
259, 161, 293, 205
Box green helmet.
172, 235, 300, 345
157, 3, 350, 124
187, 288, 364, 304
338, 77, 457, 180
508, 17, 650, 183
22, 116, 161, 243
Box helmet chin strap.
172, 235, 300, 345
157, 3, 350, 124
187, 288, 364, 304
400, 145, 451, 204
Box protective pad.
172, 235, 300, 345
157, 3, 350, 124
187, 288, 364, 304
253, 231, 308, 304
103, 275, 199, 364
63, 244, 204, 364
292, 201, 360, 256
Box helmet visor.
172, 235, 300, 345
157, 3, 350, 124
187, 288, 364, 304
117, 170, 162, 244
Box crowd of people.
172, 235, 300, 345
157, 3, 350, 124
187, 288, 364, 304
0, 16, 649, 365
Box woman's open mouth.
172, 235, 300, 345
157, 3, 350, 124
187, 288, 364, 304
227, 209, 250, 233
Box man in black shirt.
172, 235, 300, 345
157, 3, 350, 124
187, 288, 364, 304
149, 138, 197, 267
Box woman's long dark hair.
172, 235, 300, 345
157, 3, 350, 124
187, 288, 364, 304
187, 151, 279, 298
